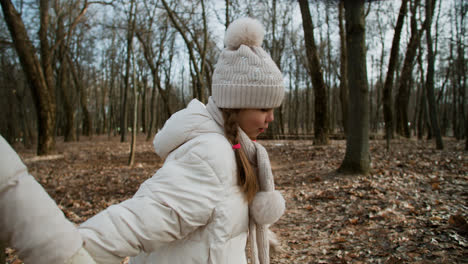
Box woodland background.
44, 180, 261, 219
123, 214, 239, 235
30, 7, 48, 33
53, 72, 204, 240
0, 0, 467, 263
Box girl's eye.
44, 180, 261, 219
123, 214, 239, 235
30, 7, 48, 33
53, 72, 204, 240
260, 108, 269, 112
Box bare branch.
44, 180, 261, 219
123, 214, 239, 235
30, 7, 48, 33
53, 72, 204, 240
0, 39, 14, 46
51, 0, 114, 53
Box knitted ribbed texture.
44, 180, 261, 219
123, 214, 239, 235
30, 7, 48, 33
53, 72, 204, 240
212, 18, 284, 109
206, 98, 285, 264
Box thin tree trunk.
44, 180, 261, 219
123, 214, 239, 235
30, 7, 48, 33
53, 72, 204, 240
338, 1, 348, 135
129, 52, 137, 166
101, 77, 108, 134
66, 53, 92, 138
141, 76, 147, 134
306, 75, 311, 133
455, 1, 466, 140
60, 64, 76, 141
225, 0, 230, 28
56, 13, 76, 142
417, 84, 427, 140
146, 80, 157, 141
298, 0, 329, 145
383, 0, 408, 145
294, 59, 299, 135
465, 114, 468, 151
416, 47, 426, 139
424, 0, 443, 149
338, 0, 370, 175
121, 0, 136, 142
288, 66, 293, 134
395, 0, 429, 138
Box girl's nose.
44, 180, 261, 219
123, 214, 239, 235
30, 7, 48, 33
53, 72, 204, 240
266, 109, 274, 123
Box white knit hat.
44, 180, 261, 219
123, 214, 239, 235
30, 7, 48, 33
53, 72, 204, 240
212, 17, 285, 109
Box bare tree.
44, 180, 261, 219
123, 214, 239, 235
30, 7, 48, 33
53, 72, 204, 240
424, 0, 443, 149
338, 0, 370, 175
136, 5, 173, 119
120, 0, 136, 142
298, 0, 329, 145
453, 0, 466, 141
1, 0, 57, 155
395, 0, 430, 138
383, 0, 408, 147
128, 50, 137, 166
161, 0, 209, 103
338, 0, 348, 135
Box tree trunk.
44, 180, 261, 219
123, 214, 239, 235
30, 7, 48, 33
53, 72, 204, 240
56, 14, 76, 142
383, 0, 408, 143
465, 113, 468, 151
129, 52, 137, 166
395, 0, 427, 138
454, 1, 466, 140
338, 0, 370, 175
101, 77, 108, 134
338, 1, 348, 135
1, 0, 56, 155
416, 48, 426, 140
225, 0, 230, 28
146, 80, 157, 141
417, 84, 427, 140
67, 54, 92, 138
60, 64, 76, 142
424, 0, 444, 149
80, 76, 92, 137
298, 0, 329, 145
306, 75, 311, 133
294, 59, 300, 134
288, 70, 293, 134
121, 0, 136, 142
141, 76, 147, 134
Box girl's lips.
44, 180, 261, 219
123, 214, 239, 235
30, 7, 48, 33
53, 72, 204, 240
258, 128, 265, 133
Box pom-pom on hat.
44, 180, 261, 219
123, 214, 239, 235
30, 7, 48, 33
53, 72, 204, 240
212, 17, 285, 109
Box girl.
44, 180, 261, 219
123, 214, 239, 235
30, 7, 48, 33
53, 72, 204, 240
0, 17, 285, 264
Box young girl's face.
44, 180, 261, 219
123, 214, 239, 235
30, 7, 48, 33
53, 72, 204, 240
237, 108, 274, 140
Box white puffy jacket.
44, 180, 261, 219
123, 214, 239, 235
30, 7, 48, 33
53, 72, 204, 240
0, 136, 96, 264
79, 99, 249, 264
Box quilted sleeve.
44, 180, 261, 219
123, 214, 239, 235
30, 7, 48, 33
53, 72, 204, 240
79, 135, 228, 263
0, 135, 84, 264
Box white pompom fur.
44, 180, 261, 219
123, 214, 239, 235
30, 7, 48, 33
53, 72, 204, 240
224, 17, 264, 50
250, 190, 285, 225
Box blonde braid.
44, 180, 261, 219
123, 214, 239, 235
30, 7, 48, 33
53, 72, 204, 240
221, 109, 259, 203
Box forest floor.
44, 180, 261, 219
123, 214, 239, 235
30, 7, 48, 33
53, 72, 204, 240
5, 135, 468, 264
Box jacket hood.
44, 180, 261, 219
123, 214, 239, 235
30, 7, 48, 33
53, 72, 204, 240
153, 99, 224, 159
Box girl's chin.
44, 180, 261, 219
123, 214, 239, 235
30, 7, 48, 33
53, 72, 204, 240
250, 132, 262, 140
247, 132, 258, 140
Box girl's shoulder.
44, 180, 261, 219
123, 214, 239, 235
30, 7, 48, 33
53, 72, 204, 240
174, 133, 233, 161
169, 133, 237, 183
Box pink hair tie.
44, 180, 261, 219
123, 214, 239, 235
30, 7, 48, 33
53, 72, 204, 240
232, 143, 241, 149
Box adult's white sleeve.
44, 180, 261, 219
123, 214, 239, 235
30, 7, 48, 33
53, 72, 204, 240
0, 135, 85, 264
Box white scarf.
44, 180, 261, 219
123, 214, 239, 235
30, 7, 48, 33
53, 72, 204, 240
206, 97, 285, 264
